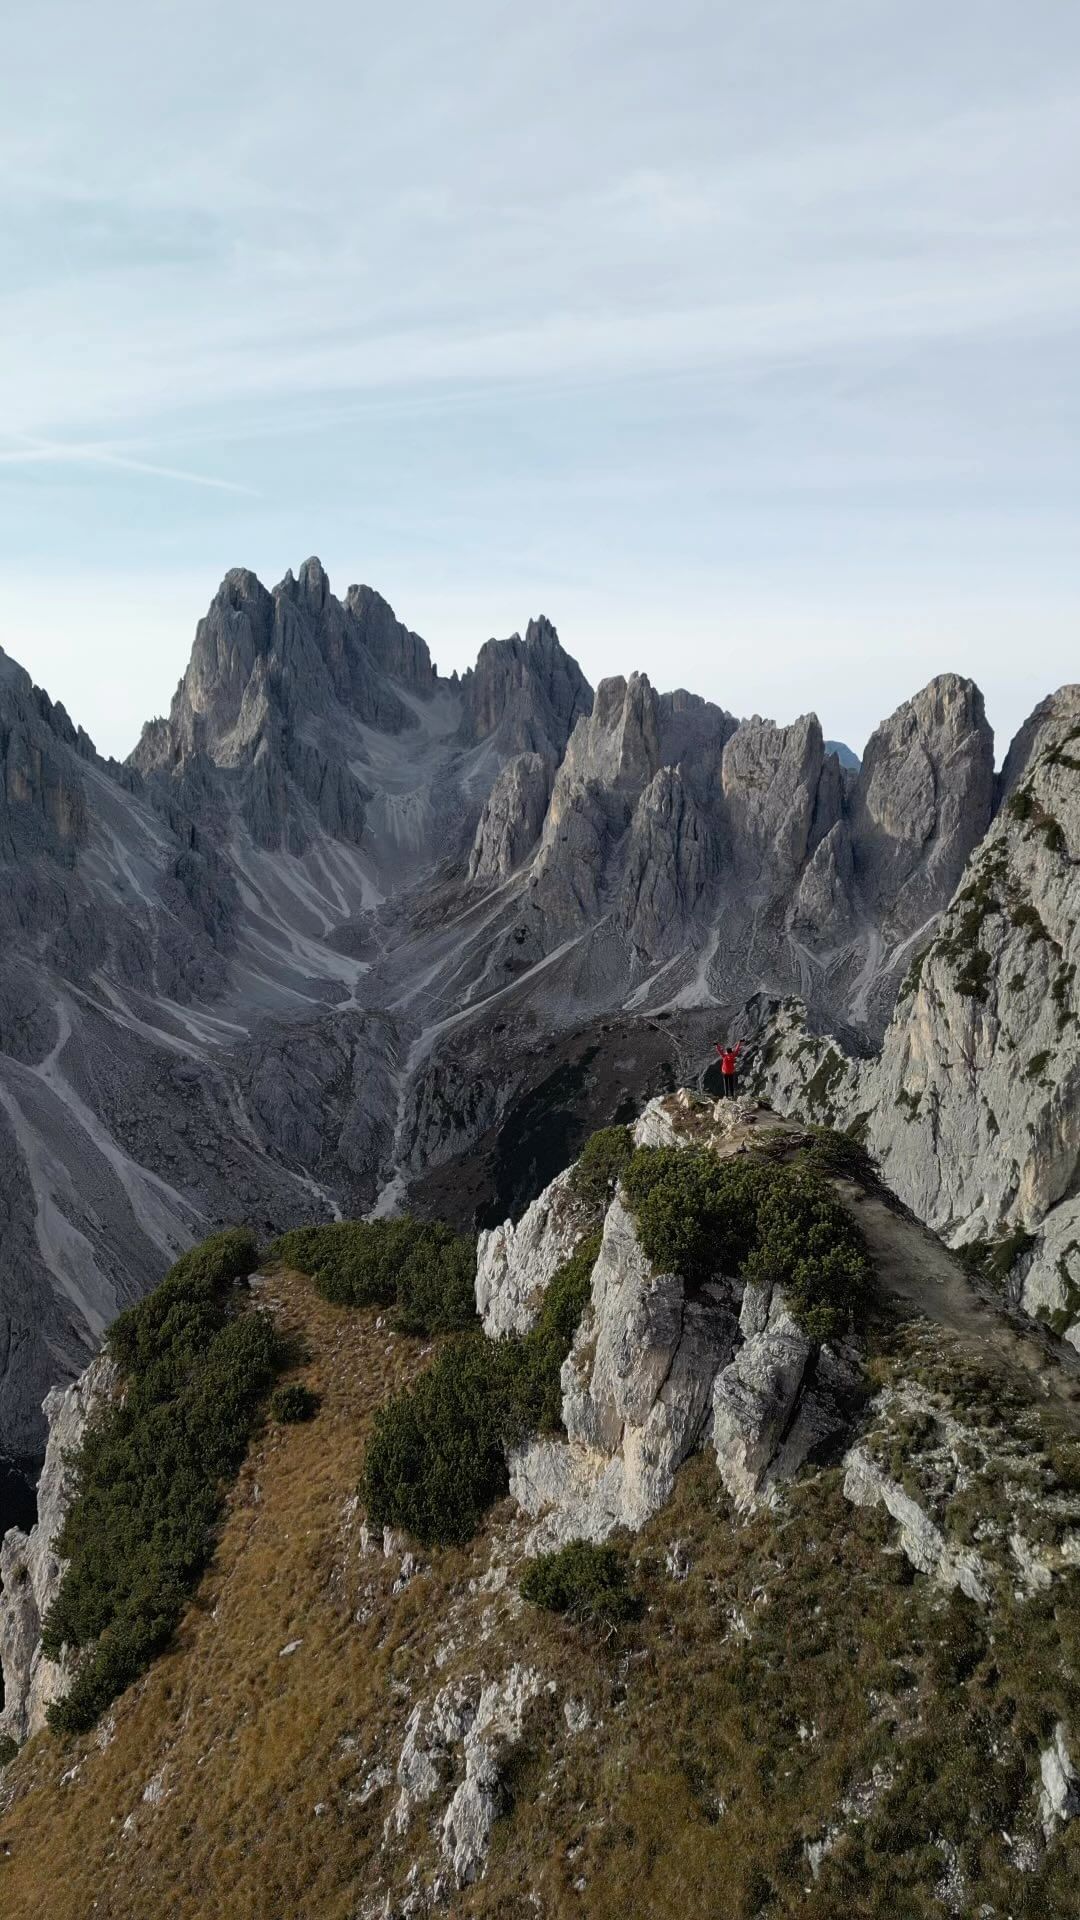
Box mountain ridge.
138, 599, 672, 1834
0, 556, 1071, 1456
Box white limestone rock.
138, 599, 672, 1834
0, 1349, 117, 1746
842, 1445, 990, 1605
510, 1192, 737, 1544
710, 1284, 815, 1506
1038, 1722, 1080, 1838
475, 1167, 594, 1339
440, 1666, 545, 1885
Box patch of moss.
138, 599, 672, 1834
1024, 1049, 1052, 1084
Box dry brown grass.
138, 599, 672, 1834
0, 1273, 455, 1918
3, 1270, 1080, 1919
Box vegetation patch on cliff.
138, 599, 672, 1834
265, 1217, 477, 1336
362, 1234, 602, 1546
42, 1230, 282, 1734
622, 1145, 871, 1342
521, 1541, 639, 1634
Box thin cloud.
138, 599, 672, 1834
0, 435, 258, 495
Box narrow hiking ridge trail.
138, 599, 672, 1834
652, 1093, 1080, 1430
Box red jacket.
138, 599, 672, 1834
716, 1043, 742, 1075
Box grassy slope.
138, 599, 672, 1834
3, 1235, 1080, 1914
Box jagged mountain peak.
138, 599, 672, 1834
999, 682, 1080, 802
461, 614, 592, 758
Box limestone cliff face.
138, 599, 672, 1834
0, 550, 1072, 1471
467, 753, 553, 883
752, 685, 1080, 1342
459, 617, 592, 760
515, 672, 988, 1017
0, 650, 92, 867
0, 1352, 116, 1745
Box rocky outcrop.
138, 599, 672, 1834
474, 1167, 593, 1338
842, 1446, 990, 1605
467, 752, 552, 883
711, 1283, 817, 1506
0, 1351, 116, 1745
509, 1191, 737, 1545
847, 674, 994, 929
753, 684, 1080, 1342
440, 1666, 546, 1885
505, 1118, 860, 1544
391, 1665, 546, 1886
1039, 1724, 1080, 1838
459, 618, 592, 760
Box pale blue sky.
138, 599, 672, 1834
1, 0, 1077, 759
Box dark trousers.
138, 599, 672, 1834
721, 1073, 737, 1099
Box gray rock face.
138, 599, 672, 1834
0, 1351, 116, 1745
505, 1138, 858, 1544
460, 618, 592, 759
753, 684, 1080, 1343
842, 1445, 990, 1605
509, 1191, 738, 1544
391, 1665, 545, 1886
0, 553, 1072, 1463
1039, 1723, 1080, 1838
848, 674, 994, 927
474, 1167, 593, 1338
711, 1284, 818, 1507
467, 753, 552, 883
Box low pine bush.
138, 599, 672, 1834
362, 1235, 602, 1547
362, 1335, 510, 1546
621, 1147, 773, 1284
265, 1218, 477, 1336
271, 1382, 321, 1423
43, 1229, 281, 1734
743, 1168, 871, 1343
621, 1147, 871, 1341
520, 1540, 639, 1633
569, 1126, 633, 1211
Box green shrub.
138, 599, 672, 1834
1010, 900, 1049, 942
499, 1233, 602, 1437
270, 1382, 320, 1423
265, 1218, 477, 1336
361, 1236, 601, 1547
622, 1147, 870, 1341
520, 1540, 639, 1633
621, 1148, 771, 1284
0, 1733, 18, 1768
569, 1127, 633, 1210
957, 1227, 1038, 1287
43, 1231, 280, 1734
743, 1169, 871, 1343
362, 1335, 511, 1546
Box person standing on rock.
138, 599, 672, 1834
716, 1041, 742, 1098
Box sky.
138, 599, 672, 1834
1, 0, 1078, 762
